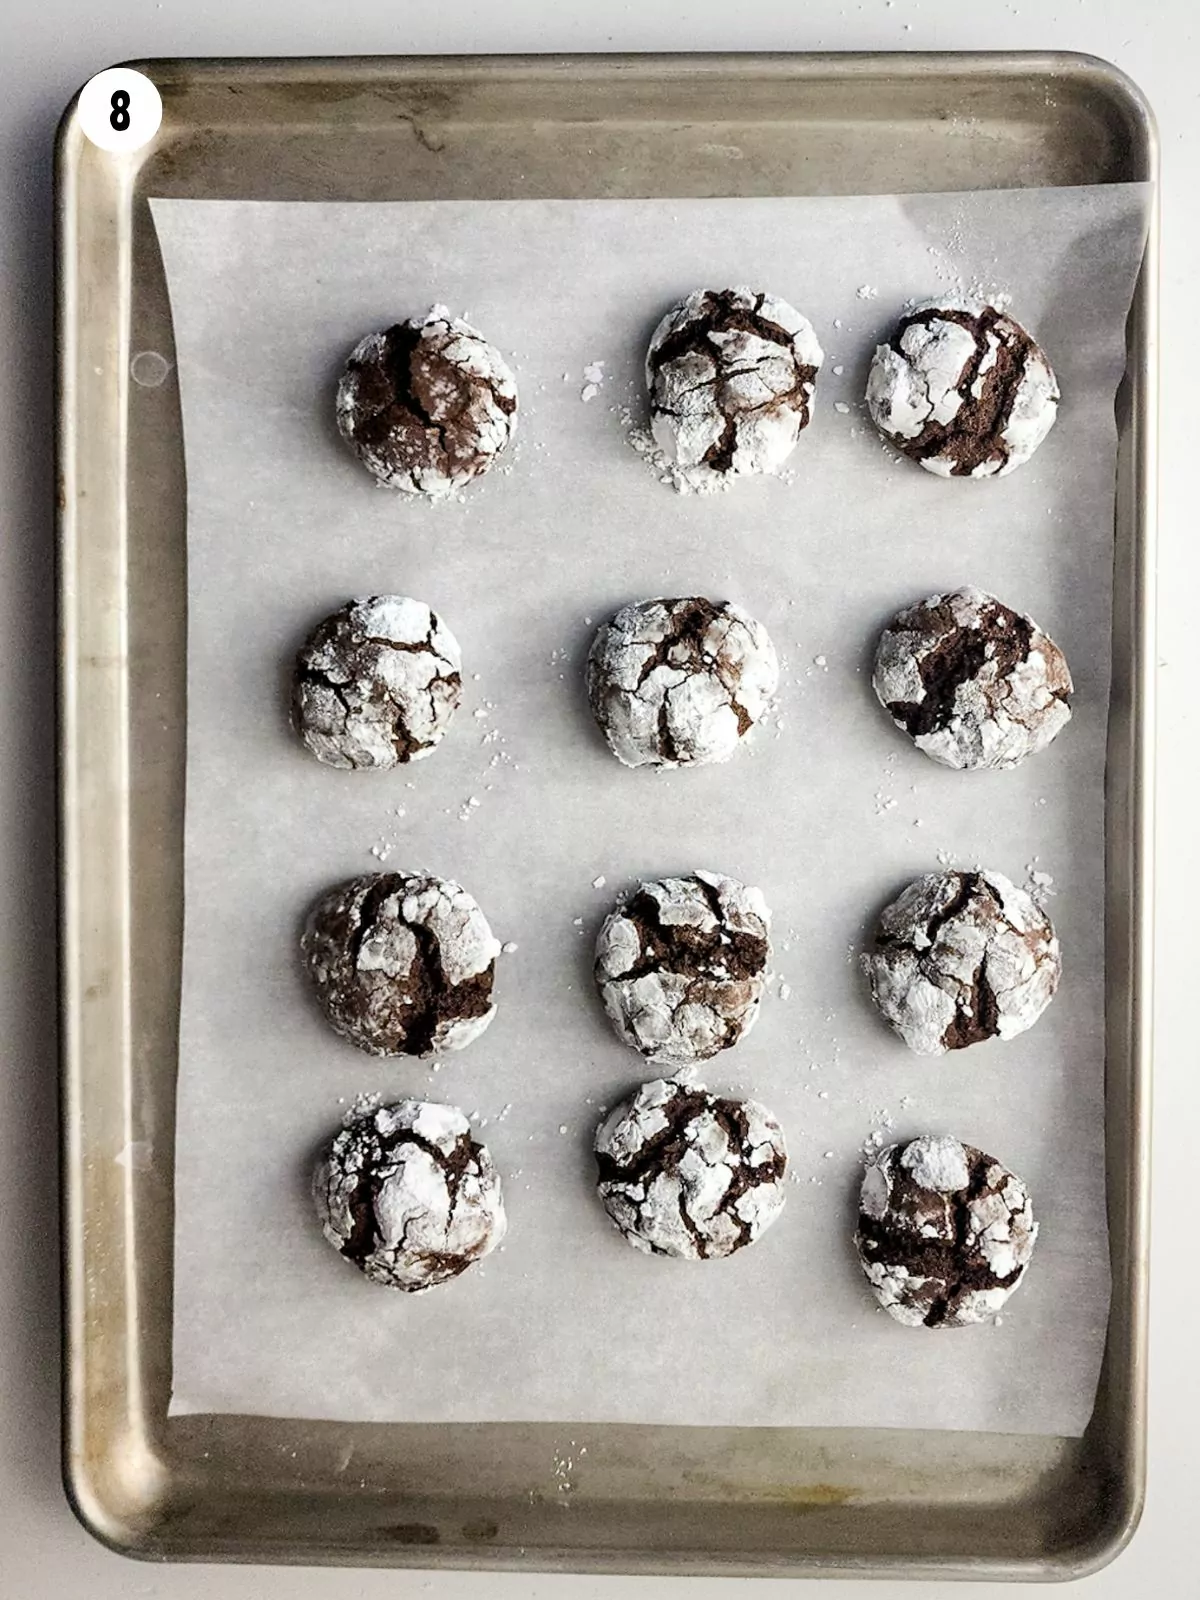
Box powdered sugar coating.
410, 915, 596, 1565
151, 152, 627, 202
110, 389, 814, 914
863, 869, 1061, 1055
902, 1135, 971, 1195
336, 306, 517, 497
865, 298, 1058, 478
595, 1077, 787, 1259
292, 596, 463, 769
595, 871, 771, 1065
855, 1135, 1038, 1327
314, 1100, 506, 1291
646, 286, 823, 491
587, 597, 779, 768
872, 587, 1073, 770
302, 872, 500, 1057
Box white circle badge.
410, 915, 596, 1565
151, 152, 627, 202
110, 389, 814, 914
77, 68, 163, 154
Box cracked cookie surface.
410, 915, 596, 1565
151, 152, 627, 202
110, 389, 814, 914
292, 595, 463, 770
595, 871, 771, 1064
303, 872, 500, 1058
863, 870, 1060, 1055
865, 298, 1058, 478
646, 286, 823, 490
587, 597, 778, 768
873, 587, 1072, 770
314, 1100, 506, 1291
595, 1077, 787, 1259
855, 1135, 1038, 1326
336, 306, 517, 497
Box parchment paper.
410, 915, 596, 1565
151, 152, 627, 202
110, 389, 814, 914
153, 185, 1149, 1434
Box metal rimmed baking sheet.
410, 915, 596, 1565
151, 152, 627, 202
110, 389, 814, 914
58, 52, 1156, 1578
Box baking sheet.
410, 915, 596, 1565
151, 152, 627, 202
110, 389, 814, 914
153, 185, 1149, 1434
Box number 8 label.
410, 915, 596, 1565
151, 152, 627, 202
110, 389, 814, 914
77, 68, 162, 153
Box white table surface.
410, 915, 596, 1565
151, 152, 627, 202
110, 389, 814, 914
3, 3, 1195, 1595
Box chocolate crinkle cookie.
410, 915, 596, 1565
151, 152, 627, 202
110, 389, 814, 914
302, 872, 500, 1057
587, 597, 779, 768
292, 595, 463, 770
855, 1135, 1038, 1327
314, 1100, 506, 1291
873, 587, 1072, 770
646, 287, 823, 490
595, 1077, 787, 1259
864, 870, 1060, 1055
595, 871, 771, 1065
336, 306, 517, 497
866, 298, 1058, 478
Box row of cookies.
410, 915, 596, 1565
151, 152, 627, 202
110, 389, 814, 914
292, 588, 1072, 776
335, 289, 1059, 497
300, 863, 1059, 1068
313, 1089, 1038, 1332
